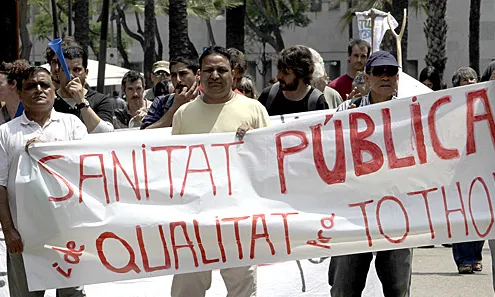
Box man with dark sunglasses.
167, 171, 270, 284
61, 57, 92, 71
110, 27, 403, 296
329, 51, 412, 297
336, 50, 400, 111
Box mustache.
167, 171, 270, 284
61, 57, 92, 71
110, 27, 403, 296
175, 84, 187, 90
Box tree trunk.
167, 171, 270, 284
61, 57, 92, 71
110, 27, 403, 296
115, 10, 130, 69
155, 19, 163, 60
226, 0, 245, 52
97, 0, 110, 93
469, 0, 481, 75
169, 0, 198, 60
0, 0, 18, 62
74, 0, 90, 54
424, 0, 448, 82
19, 0, 32, 60
51, 0, 59, 39
144, 0, 156, 88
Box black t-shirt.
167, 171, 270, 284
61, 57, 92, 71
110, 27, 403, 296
53, 89, 114, 124
258, 85, 329, 116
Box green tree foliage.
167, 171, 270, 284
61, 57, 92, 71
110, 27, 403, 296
245, 0, 311, 53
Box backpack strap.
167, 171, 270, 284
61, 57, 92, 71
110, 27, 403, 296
307, 87, 324, 110
265, 82, 280, 111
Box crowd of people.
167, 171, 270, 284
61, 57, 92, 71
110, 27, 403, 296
0, 36, 495, 296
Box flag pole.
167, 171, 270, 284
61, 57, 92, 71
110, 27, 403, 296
387, 9, 407, 67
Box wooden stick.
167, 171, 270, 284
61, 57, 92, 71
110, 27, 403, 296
387, 8, 407, 67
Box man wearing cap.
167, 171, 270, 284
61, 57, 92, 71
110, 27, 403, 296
144, 60, 171, 101
328, 51, 412, 297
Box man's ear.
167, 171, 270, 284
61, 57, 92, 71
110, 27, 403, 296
196, 69, 200, 79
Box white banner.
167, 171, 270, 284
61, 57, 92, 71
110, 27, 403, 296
16, 82, 495, 290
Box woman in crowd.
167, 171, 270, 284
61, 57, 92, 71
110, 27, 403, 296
0, 60, 30, 125
419, 66, 442, 91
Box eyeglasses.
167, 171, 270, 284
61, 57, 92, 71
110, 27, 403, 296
370, 66, 399, 77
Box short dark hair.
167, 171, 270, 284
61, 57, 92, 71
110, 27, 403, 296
452, 67, 478, 87
16, 66, 52, 91
199, 46, 233, 70
0, 59, 30, 84
62, 45, 88, 69
277, 45, 314, 85
227, 48, 246, 75
44, 36, 80, 63
419, 66, 441, 91
170, 56, 200, 74
348, 39, 371, 57
121, 70, 145, 92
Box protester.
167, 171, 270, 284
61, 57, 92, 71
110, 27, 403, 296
238, 75, 258, 99
227, 48, 247, 92
450, 66, 484, 274
112, 90, 126, 110
329, 39, 371, 99
308, 47, 343, 108
0, 66, 87, 297
329, 51, 412, 297
0, 60, 30, 125
419, 66, 442, 91
482, 62, 495, 291
113, 70, 152, 129
140, 56, 200, 129
480, 60, 495, 82
44, 36, 80, 89
153, 79, 173, 97
170, 46, 270, 297
258, 45, 329, 115
351, 71, 369, 98
54, 45, 114, 133
143, 60, 171, 101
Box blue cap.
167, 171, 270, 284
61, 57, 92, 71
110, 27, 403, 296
365, 51, 399, 73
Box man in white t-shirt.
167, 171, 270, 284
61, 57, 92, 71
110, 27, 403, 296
170, 46, 270, 297
0, 66, 87, 297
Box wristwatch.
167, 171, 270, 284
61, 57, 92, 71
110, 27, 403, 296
76, 99, 90, 110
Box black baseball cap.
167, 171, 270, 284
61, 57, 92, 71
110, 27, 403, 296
365, 51, 400, 74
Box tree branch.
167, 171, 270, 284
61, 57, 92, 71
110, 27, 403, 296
245, 16, 278, 52
116, 5, 144, 47
135, 11, 144, 36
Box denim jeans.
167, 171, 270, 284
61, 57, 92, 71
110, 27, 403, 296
452, 240, 484, 266
328, 249, 412, 297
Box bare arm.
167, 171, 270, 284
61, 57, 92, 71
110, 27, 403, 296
145, 103, 181, 129
0, 186, 23, 253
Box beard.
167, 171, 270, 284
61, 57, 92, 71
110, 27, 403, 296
278, 78, 299, 91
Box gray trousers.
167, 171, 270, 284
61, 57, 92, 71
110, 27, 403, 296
7, 253, 85, 297
171, 266, 257, 297
489, 240, 495, 292
328, 249, 413, 297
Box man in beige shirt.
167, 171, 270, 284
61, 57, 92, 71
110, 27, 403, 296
171, 46, 270, 297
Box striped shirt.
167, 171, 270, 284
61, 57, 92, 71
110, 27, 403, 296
336, 94, 397, 112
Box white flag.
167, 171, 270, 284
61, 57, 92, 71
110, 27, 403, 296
355, 9, 399, 52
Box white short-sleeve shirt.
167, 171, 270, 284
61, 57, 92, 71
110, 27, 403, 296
0, 110, 87, 228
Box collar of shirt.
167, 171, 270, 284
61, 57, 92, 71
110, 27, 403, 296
20, 109, 61, 127
360, 93, 397, 107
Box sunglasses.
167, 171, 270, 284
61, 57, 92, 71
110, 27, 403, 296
370, 66, 399, 76
155, 71, 169, 76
